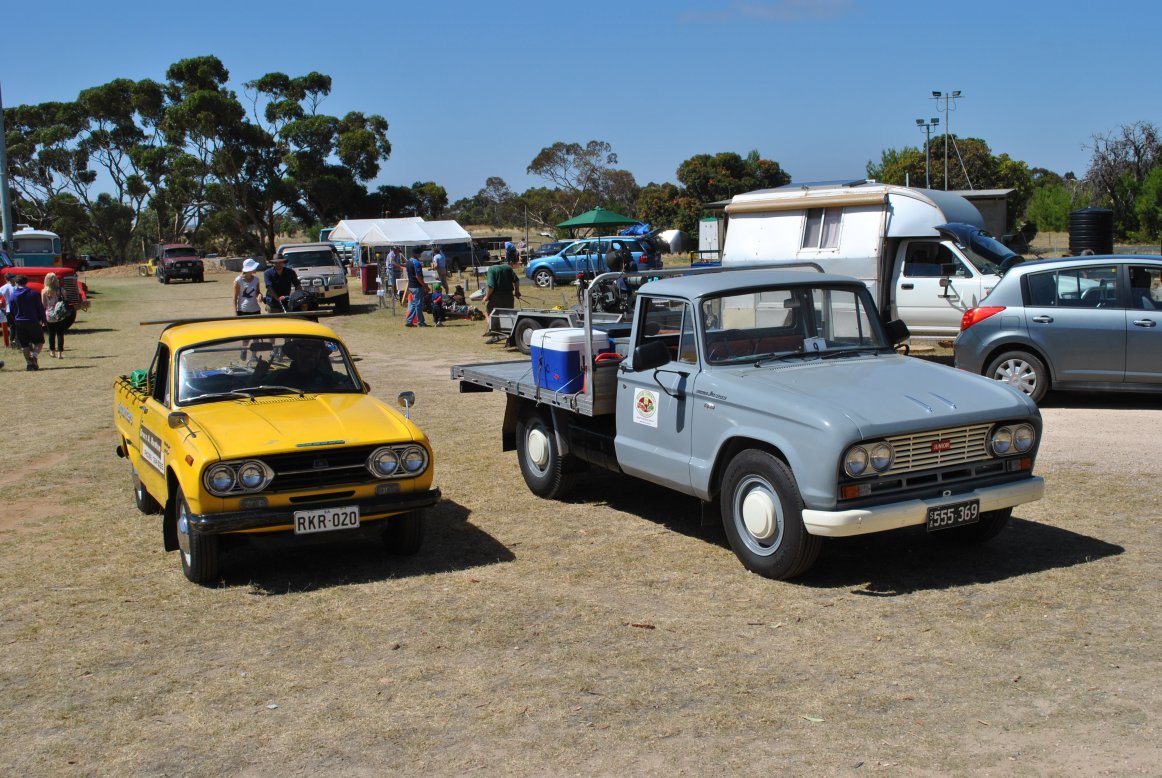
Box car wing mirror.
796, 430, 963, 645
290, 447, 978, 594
884, 319, 910, 345
397, 390, 416, 418
631, 340, 670, 372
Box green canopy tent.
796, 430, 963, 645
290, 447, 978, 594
556, 207, 639, 236
555, 207, 641, 282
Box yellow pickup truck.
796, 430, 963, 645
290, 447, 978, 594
114, 315, 440, 584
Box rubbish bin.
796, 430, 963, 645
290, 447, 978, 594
361, 263, 379, 295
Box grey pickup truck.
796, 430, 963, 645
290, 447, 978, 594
452, 266, 1045, 580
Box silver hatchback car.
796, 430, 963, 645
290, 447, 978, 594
954, 255, 1162, 403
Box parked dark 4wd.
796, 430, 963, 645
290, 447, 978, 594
156, 244, 204, 284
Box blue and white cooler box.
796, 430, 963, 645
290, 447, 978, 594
529, 328, 611, 392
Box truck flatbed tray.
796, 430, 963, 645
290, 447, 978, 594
451, 361, 602, 416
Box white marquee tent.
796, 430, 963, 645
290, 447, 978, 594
327, 217, 471, 248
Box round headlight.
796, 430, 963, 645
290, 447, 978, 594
991, 426, 1014, 455
369, 447, 400, 477
844, 446, 869, 477
870, 442, 894, 472
206, 464, 236, 494
1013, 424, 1035, 453
238, 461, 269, 490
401, 446, 427, 474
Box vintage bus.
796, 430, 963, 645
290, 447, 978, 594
9, 224, 65, 267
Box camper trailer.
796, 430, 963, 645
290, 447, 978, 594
721, 181, 1020, 337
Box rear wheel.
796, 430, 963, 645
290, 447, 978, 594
720, 450, 821, 580
532, 268, 554, 288
382, 510, 424, 555
516, 410, 575, 499
986, 350, 1048, 403
132, 466, 161, 514
175, 487, 220, 585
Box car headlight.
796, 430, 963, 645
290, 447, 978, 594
328, 275, 344, 287
310, 277, 323, 287
869, 442, 894, 472
990, 425, 1015, 455
206, 464, 236, 494
1012, 423, 1036, 453
238, 460, 272, 491
204, 460, 272, 495
401, 446, 427, 474
844, 445, 869, 477
368, 447, 400, 478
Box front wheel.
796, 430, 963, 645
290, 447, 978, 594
334, 294, 351, 314
175, 487, 220, 585
720, 450, 821, 580
986, 350, 1048, 403
532, 269, 554, 288
382, 510, 424, 555
516, 410, 575, 499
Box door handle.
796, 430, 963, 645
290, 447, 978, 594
901, 283, 914, 290
1032, 315, 1054, 324
1132, 319, 1157, 328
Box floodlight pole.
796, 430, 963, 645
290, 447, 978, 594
931, 90, 962, 190
915, 117, 940, 189
0, 81, 13, 251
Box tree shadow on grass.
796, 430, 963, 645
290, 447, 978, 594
216, 500, 514, 594
568, 471, 1123, 594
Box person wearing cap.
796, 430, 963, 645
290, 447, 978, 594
264, 253, 302, 312
234, 258, 264, 316
430, 282, 446, 326
404, 246, 429, 327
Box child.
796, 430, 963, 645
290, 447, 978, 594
430, 282, 447, 326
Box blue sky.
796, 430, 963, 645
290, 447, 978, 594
6, 0, 1160, 202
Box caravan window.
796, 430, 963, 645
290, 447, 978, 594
802, 208, 841, 250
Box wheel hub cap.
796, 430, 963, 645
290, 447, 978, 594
527, 428, 549, 468
742, 489, 777, 540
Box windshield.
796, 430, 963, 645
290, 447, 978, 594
163, 247, 196, 259
176, 335, 361, 404
282, 250, 341, 270
14, 237, 55, 253
700, 284, 886, 365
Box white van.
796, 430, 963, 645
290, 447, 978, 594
721, 181, 1021, 337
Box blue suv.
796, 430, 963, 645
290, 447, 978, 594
525, 237, 661, 288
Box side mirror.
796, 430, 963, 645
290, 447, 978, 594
884, 319, 910, 345
397, 391, 416, 419
632, 340, 671, 371
167, 411, 197, 437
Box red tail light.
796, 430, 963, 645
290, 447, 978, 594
960, 306, 1005, 331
